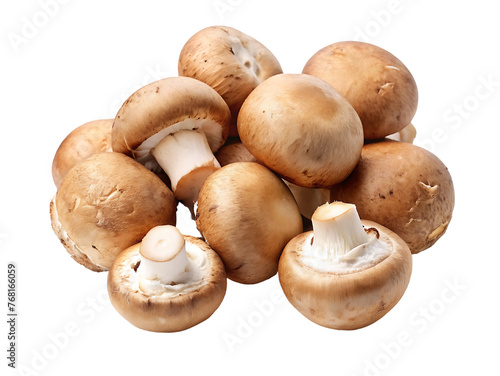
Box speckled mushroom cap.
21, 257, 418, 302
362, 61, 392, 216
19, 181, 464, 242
107, 236, 227, 332
237, 73, 364, 188
112, 76, 231, 169
178, 25, 283, 136
52, 119, 113, 188
50, 152, 177, 272
303, 41, 418, 139
330, 140, 455, 253
278, 219, 412, 330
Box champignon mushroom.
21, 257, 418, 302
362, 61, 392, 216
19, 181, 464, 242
50, 152, 177, 272
107, 225, 226, 332
279, 202, 412, 330
303, 41, 418, 139
215, 141, 258, 166
237, 73, 364, 188
196, 162, 303, 284
112, 77, 231, 214
178, 25, 283, 136
330, 140, 455, 253
52, 119, 113, 187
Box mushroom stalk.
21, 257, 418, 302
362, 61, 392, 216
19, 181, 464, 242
310, 202, 369, 259
151, 129, 220, 213
137, 226, 191, 285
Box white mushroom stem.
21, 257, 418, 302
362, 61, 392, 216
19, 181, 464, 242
151, 129, 220, 211
387, 122, 417, 143
137, 225, 191, 285
310, 202, 370, 260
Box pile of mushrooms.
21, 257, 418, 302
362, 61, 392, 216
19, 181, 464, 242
50, 26, 454, 332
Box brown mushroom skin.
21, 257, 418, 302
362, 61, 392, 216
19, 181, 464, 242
50, 152, 177, 272
278, 220, 412, 330
52, 119, 113, 188
107, 236, 227, 332
112, 77, 230, 155
330, 140, 454, 254
178, 26, 283, 136
196, 162, 303, 284
238, 74, 364, 188
215, 141, 258, 166
303, 41, 418, 139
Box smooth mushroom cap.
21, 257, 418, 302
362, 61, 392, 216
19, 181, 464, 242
303, 41, 418, 139
178, 25, 283, 136
278, 220, 412, 330
196, 162, 303, 284
50, 152, 177, 271
107, 236, 227, 332
330, 140, 455, 253
215, 141, 258, 166
112, 76, 231, 163
52, 119, 113, 187
238, 73, 364, 188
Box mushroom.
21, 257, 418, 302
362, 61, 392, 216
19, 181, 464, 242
50, 152, 177, 272
178, 25, 283, 136
330, 140, 455, 253
112, 77, 231, 214
215, 142, 328, 225
237, 73, 364, 188
278, 202, 412, 330
386, 122, 417, 143
107, 225, 226, 332
215, 141, 258, 166
52, 119, 113, 188
303, 41, 418, 139
196, 162, 303, 284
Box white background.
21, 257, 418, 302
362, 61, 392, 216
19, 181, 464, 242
1, 0, 499, 375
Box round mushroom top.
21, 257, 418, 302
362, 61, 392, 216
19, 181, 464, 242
303, 41, 418, 139
329, 140, 454, 253
51, 152, 177, 271
178, 26, 282, 123
112, 77, 231, 168
52, 119, 113, 188
196, 162, 303, 284
237, 73, 364, 188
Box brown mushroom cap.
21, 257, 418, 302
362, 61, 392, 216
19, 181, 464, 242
52, 119, 113, 187
330, 140, 454, 253
107, 236, 227, 332
50, 152, 177, 271
178, 25, 283, 136
112, 76, 231, 164
215, 141, 258, 167
303, 41, 418, 139
278, 220, 412, 330
237, 74, 364, 188
196, 162, 303, 284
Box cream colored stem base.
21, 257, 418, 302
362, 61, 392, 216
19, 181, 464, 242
151, 129, 220, 214
311, 202, 369, 259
